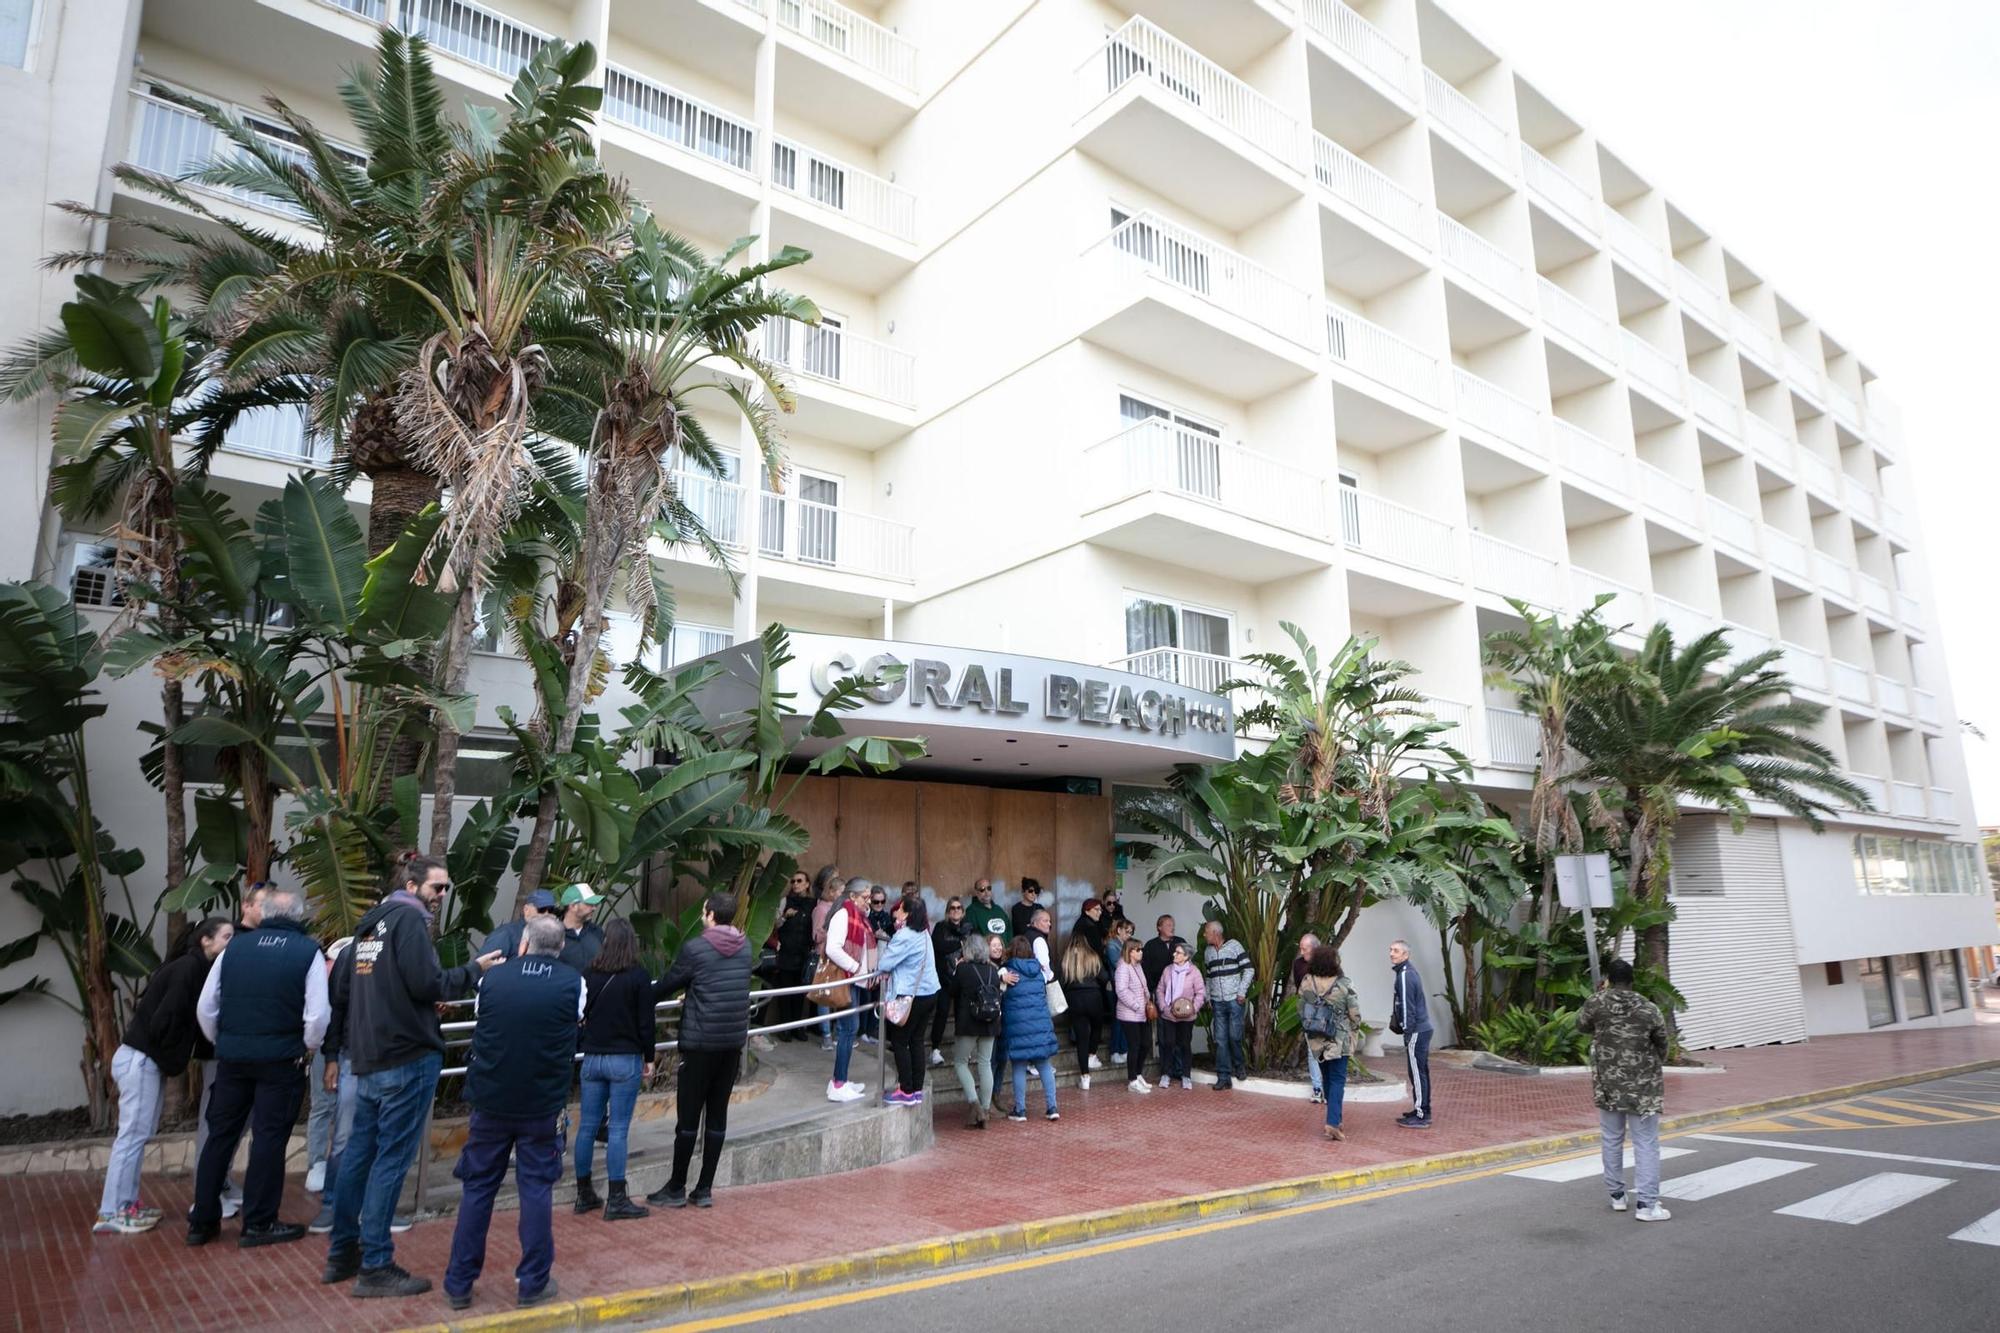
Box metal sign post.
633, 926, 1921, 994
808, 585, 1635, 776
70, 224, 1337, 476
1555, 852, 1615, 989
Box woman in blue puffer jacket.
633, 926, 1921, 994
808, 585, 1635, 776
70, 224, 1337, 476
999, 935, 1060, 1122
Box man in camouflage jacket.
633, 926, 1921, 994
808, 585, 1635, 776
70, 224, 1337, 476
1576, 958, 1672, 1221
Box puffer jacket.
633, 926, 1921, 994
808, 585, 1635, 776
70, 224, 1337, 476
1113, 960, 1150, 1023
998, 956, 1059, 1061
1155, 960, 1207, 1021
653, 926, 752, 1052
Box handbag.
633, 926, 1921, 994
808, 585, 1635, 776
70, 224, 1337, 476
884, 994, 914, 1027
1169, 995, 1196, 1021
804, 957, 851, 1009
1046, 975, 1070, 1017
1145, 1001, 1159, 1021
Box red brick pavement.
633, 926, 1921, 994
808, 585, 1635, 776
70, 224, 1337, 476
9, 1021, 1999, 1331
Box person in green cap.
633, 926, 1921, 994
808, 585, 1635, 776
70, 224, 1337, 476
556, 884, 605, 972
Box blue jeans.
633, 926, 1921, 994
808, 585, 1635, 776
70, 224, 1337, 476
315, 1056, 358, 1210
1306, 1040, 1324, 1096
1318, 1054, 1350, 1128
99, 1046, 162, 1215
445, 1111, 561, 1302
1011, 1057, 1057, 1115
575, 1053, 643, 1181
831, 1009, 859, 1084
1211, 998, 1245, 1082
329, 1052, 441, 1270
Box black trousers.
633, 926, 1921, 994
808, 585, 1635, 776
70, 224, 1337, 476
669, 1048, 741, 1192
1069, 1010, 1101, 1066
1121, 1020, 1151, 1084
890, 994, 938, 1093
191, 1057, 306, 1230
928, 975, 954, 1049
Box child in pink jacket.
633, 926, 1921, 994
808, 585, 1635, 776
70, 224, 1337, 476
1113, 942, 1153, 1093
1154, 942, 1206, 1090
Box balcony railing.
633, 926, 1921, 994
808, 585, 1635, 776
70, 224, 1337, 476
1813, 549, 1854, 602
1779, 641, 1828, 695
1325, 304, 1446, 406
1486, 705, 1539, 770
1090, 210, 1319, 348
777, 0, 917, 91
603, 65, 757, 175
1729, 307, 1779, 368
1841, 473, 1879, 525
220, 405, 331, 466
1879, 498, 1908, 538
1538, 278, 1619, 366
1721, 621, 1775, 670
1763, 527, 1811, 583
1085, 418, 1328, 537
1652, 595, 1709, 646
1637, 460, 1701, 528
1890, 780, 1926, 819
1896, 589, 1922, 628
1706, 496, 1760, 556
1338, 488, 1459, 579
1520, 145, 1600, 236
1312, 132, 1430, 248
670, 472, 916, 581
1797, 449, 1840, 498
1830, 658, 1873, 705
1470, 532, 1560, 608
1110, 647, 1243, 696
1620, 328, 1684, 406
404, 0, 550, 79
1780, 343, 1822, 398
1855, 572, 1893, 619
1744, 412, 1794, 471
1571, 567, 1646, 632
1689, 378, 1742, 443
1671, 261, 1729, 332
1091, 18, 1301, 169
1876, 675, 1912, 718
1848, 772, 1888, 811
1928, 787, 1956, 822
770, 136, 917, 242
1423, 70, 1513, 177
127, 89, 322, 220
1825, 382, 1864, 434
1913, 686, 1939, 726
762, 318, 915, 407
1453, 367, 1542, 455
1553, 417, 1631, 493
1437, 215, 1533, 310
1604, 209, 1670, 290
1300, 0, 1416, 102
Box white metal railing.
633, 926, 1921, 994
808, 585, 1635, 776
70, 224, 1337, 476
1706, 496, 1760, 556
1423, 70, 1513, 176
1825, 382, 1864, 433
1418, 694, 1475, 740
1553, 417, 1631, 493
1896, 589, 1922, 628
1652, 594, 1709, 646
1090, 18, 1301, 169
1744, 412, 1794, 470
1090, 210, 1318, 348
127, 89, 318, 220
1847, 773, 1888, 811
776, 0, 917, 90
1888, 780, 1925, 819
1927, 787, 1955, 822
1780, 343, 1822, 398
1878, 498, 1907, 537
762, 318, 916, 408
603, 65, 757, 175
1876, 675, 1912, 717
404, 0, 550, 79
1689, 377, 1742, 442
1338, 488, 1460, 579
1325, 304, 1446, 406
1538, 278, 1618, 365
1085, 418, 1328, 537
1620, 328, 1684, 405
759, 489, 915, 580
1571, 567, 1645, 631
1485, 705, 1539, 770
1110, 647, 1242, 696
770, 135, 917, 242
1913, 687, 1940, 725
1604, 208, 1669, 290
1779, 641, 1828, 695
1721, 621, 1775, 669
1797, 449, 1840, 498
1830, 658, 1873, 704
1813, 549, 1854, 601
1312, 132, 1430, 247
1856, 572, 1894, 619
1841, 473, 1879, 525
1637, 460, 1701, 527
673, 470, 751, 550
1763, 527, 1810, 582
1301, 0, 1416, 102
1672, 261, 1729, 332
1471, 531, 1560, 608
1453, 367, 1542, 454
1730, 307, 1779, 367
1520, 144, 1600, 235
1437, 214, 1532, 309
220, 405, 331, 466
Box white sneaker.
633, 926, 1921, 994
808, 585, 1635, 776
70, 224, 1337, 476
750, 1034, 775, 1052
929, 1049, 945, 1067
1079, 1074, 1091, 1091
1181, 1078, 1193, 1090
1026, 1066, 1040, 1080
1128, 1078, 1151, 1094
220, 1195, 240, 1220
1087, 1055, 1103, 1070
1610, 1193, 1628, 1212
826, 1081, 865, 1103
1635, 1203, 1672, 1223
306, 1161, 326, 1194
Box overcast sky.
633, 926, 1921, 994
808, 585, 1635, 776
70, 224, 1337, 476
1462, 0, 2000, 830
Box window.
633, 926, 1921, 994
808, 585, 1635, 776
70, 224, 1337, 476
673, 452, 744, 549
1851, 834, 1984, 896
1119, 393, 1222, 500
1113, 784, 1182, 836
469, 587, 510, 655
1858, 957, 1894, 1028
455, 737, 521, 799
665, 623, 733, 670
1895, 953, 1932, 1020
767, 310, 844, 384
1, 1, 38, 69
771, 142, 847, 211
62, 538, 123, 609
1109, 207, 1209, 294
1933, 950, 1965, 1012
1123, 593, 1233, 691
760, 465, 842, 566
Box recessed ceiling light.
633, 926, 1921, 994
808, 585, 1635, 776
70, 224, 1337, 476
1005, 738, 1017, 743
1056, 743, 1068, 748
1019, 762, 1029, 766
972, 757, 983, 762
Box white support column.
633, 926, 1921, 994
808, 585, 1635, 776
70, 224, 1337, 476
881, 595, 894, 639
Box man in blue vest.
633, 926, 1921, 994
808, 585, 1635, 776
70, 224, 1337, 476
442, 915, 584, 1311
188, 887, 329, 1248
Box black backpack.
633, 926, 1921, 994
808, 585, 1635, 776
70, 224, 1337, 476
970, 963, 1003, 1024
1298, 982, 1344, 1040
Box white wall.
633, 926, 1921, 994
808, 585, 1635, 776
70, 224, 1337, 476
1779, 821, 1999, 965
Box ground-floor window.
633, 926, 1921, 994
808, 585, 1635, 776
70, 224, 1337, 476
1895, 953, 1933, 1020
1932, 950, 1965, 1012
1858, 956, 1895, 1027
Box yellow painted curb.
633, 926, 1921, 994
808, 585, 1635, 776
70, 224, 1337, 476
421, 1055, 1998, 1332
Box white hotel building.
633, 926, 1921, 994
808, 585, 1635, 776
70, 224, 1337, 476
0, 0, 1992, 1109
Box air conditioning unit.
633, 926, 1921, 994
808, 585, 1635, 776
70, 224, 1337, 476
61, 540, 123, 609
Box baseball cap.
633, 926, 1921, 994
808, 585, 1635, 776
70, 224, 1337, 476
525, 889, 558, 911
559, 883, 604, 907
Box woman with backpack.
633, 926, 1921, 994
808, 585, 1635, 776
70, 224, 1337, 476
1154, 941, 1206, 1090
949, 934, 1003, 1126
999, 935, 1061, 1122
1296, 944, 1365, 1140
1060, 937, 1108, 1091
1113, 939, 1153, 1094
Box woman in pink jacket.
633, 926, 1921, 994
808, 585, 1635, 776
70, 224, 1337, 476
1154, 942, 1206, 1091
1113, 941, 1154, 1094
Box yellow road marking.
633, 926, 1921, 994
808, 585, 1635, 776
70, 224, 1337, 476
1868, 1097, 1979, 1121
1820, 1102, 1931, 1126
1786, 1110, 1872, 1129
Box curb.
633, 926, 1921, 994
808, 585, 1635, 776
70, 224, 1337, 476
410, 1055, 2000, 1332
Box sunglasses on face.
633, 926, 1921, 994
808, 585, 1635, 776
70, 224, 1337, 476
871, 896, 885, 904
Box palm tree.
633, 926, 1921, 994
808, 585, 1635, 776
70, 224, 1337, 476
1564, 625, 1869, 982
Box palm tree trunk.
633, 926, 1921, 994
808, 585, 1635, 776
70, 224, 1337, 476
239, 745, 274, 884
425, 581, 479, 858
367, 462, 443, 824
67, 741, 120, 1130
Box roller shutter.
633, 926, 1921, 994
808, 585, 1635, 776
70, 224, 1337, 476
1666, 817, 1807, 1050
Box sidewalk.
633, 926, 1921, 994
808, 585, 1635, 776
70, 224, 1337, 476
11, 1021, 1999, 1331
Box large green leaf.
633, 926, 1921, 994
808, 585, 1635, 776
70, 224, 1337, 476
358, 507, 452, 641
281, 475, 368, 630
59, 279, 161, 381
173, 485, 259, 612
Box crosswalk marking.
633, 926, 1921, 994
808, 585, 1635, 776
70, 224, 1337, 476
1659, 1156, 1814, 1201
1691, 1133, 2000, 1173
1773, 1172, 1952, 1224
1947, 1208, 2000, 1247
1507, 1147, 1695, 1183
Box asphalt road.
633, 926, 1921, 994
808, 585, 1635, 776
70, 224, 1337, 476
638, 1071, 2000, 1333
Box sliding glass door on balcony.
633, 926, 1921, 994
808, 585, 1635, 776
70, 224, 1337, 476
766, 312, 845, 382
1124, 594, 1233, 692
1119, 395, 1222, 501
761, 468, 842, 566
1110, 208, 1211, 296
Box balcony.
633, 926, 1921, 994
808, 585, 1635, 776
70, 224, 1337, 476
1841, 473, 1880, 526
1689, 378, 1743, 445
1706, 496, 1760, 559
1553, 418, 1632, 495
1438, 216, 1533, 313
1471, 532, 1561, 609
1653, 595, 1710, 646
402, 0, 551, 80
1913, 686, 1940, 727
667, 471, 915, 586
1081, 18, 1305, 230
1779, 640, 1828, 695
1637, 460, 1702, 529
1620, 329, 1685, 409
1486, 705, 1539, 770
777, 0, 916, 90
1897, 589, 1923, 629
1325, 304, 1447, 408
1797, 450, 1840, 500
1875, 675, 1913, 720
1721, 620, 1776, 670
218, 405, 331, 468
1339, 489, 1460, 581
1571, 567, 1646, 633
1889, 780, 1926, 820
770, 136, 916, 242
1763, 527, 1811, 584
1605, 209, 1670, 292
1780, 344, 1823, 401
1829, 658, 1874, 707
1825, 382, 1864, 434
1520, 146, 1600, 239
1729, 308, 1779, 370
1928, 787, 1956, 823
1312, 132, 1430, 251
1879, 498, 1908, 539
1538, 279, 1619, 369
603, 66, 756, 177
1081, 211, 1320, 397
597, 65, 759, 242
1743, 413, 1794, 473
1671, 262, 1729, 335
761, 317, 916, 440
766, 135, 918, 287
1847, 773, 1888, 813
1423, 71, 1514, 180
1855, 572, 1894, 621
124, 87, 335, 224
1813, 549, 1855, 603
1454, 368, 1543, 457
1082, 418, 1334, 580
1301, 0, 1417, 106
1110, 647, 1244, 696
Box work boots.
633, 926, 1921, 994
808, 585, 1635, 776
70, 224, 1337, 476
572, 1177, 602, 1214
603, 1180, 649, 1221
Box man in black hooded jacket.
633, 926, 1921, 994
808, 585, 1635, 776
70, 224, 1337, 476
648, 893, 751, 1209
